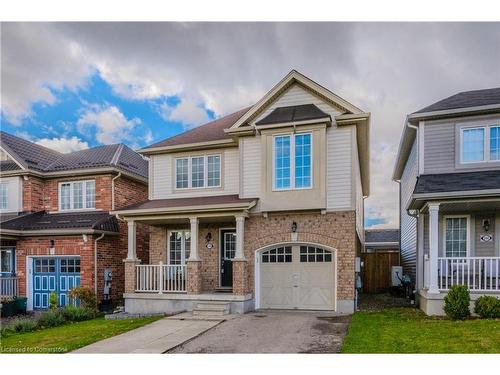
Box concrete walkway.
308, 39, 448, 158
73, 317, 222, 353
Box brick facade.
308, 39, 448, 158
146, 210, 356, 301
13, 174, 149, 305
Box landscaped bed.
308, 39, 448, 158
342, 307, 500, 353
0, 316, 162, 353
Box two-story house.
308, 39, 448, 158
0, 131, 149, 310
393, 87, 500, 315
114, 70, 370, 315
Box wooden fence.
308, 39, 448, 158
360, 251, 400, 293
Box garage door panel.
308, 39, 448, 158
259, 245, 336, 311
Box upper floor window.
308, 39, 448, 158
175, 155, 221, 189
0, 182, 7, 209
273, 132, 312, 190
59, 180, 95, 211
461, 125, 500, 163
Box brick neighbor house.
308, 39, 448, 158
114, 70, 370, 314
0, 131, 149, 310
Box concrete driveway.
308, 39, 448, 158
169, 311, 351, 353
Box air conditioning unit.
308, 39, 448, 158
391, 266, 403, 287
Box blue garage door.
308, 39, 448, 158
33, 257, 81, 309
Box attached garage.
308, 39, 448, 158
32, 257, 81, 309
258, 244, 336, 310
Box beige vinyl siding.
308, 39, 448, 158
0, 176, 23, 213
240, 136, 261, 198
423, 120, 455, 174
400, 141, 418, 280
149, 149, 239, 199
327, 126, 354, 210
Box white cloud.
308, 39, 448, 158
157, 98, 211, 129
36, 136, 89, 153
76, 104, 141, 144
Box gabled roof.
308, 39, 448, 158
365, 229, 400, 243
414, 87, 500, 114
0, 131, 62, 171
255, 104, 330, 126
0, 131, 148, 180
140, 106, 251, 153
0, 211, 119, 235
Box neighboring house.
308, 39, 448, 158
114, 70, 370, 314
0, 131, 149, 310
364, 229, 400, 252
393, 87, 500, 315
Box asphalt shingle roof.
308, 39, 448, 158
0, 132, 148, 179
143, 107, 251, 149
255, 104, 330, 126
0, 211, 119, 233
0, 160, 22, 172
414, 170, 500, 195
365, 229, 400, 243
414, 87, 500, 114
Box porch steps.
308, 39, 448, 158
192, 301, 231, 316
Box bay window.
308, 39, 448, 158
461, 125, 500, 163
273, 132, 312, 190
59, 180, 95, 211
175, 154, 221, 189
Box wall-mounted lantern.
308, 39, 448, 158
291, 222, 298, 233
482, 219, 491, 232
205, 232, 213, 249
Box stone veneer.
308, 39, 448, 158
147, 211, 356, 301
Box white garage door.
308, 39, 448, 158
260, 245, 335, 310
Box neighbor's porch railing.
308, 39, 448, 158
135, 263, 186, 293
0, 276, 18, 297
438, 257, 500, 291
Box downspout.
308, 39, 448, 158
111, 172, 122, 211
94, 233, 105, 298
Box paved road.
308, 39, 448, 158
73, 318, 221, 354
169, 311, 351, 353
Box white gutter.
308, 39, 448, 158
94, 233, 105, 297
111, 172, 122, 210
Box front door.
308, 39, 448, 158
220, 230, 236, 287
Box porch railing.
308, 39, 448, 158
0, 277, 18, 297
438, 257, 500, 291
135, 264, 186, 293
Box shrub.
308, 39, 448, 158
444, 285, 470, 320
474, 296, 500, 319
1, 317, 38, 336
37, 308, 65, 328
60, 305, 96, 322
49, 292, 58, 309
68, 286, 97, 310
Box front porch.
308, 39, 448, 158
415, 198, 500, 315
115, 195, 257, 315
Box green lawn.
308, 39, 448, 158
342, 308, 500, 353
0, 316, 162, 354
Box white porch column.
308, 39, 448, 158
127, 220, 137, 260
428, 203, 440, 294
416, 212, 425, 290
189, 217, 200, 260
235, 215, 246, 260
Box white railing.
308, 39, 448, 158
438, 257, 500, 291
0, 277, 18, 297
135, 263, 186, 293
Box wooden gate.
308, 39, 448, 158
360, 251, 400, 293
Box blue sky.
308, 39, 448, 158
1, 73, 215, 150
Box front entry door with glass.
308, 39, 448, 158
220, 230, 236, 287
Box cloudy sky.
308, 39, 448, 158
1, 22, 500, 228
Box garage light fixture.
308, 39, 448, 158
291, 222, 297, 233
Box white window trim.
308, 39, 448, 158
167, 230, 191, 265
0, 247, 15, 274
442, 215, 471, 258
272, 132, 313, 191
0, 182, 8, 210
460, 124, 500, 164
174, 154, 222, 190
58, 180, 96, 212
